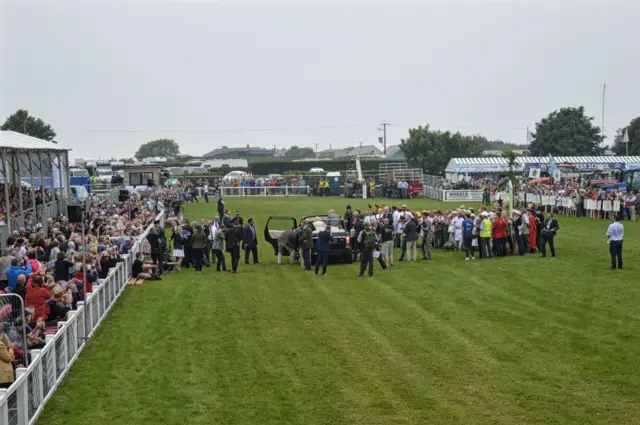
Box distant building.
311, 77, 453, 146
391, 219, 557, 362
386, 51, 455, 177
201, 159, 249, 169
142, 157, 167, 164
482, 149, 526, 156
317, 148, 350, 159
203, 145, 277, 159
384, 145, 405, 161
317, 145, 384, 159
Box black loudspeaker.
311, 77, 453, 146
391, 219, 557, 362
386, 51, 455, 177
119, 189, 129, 202
67, 205, 84, 223
147, 179, 154, 187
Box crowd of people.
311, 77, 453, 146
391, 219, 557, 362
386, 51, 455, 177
0, 189, 164, 387
0, 184, 54, 224
445, 177, 637, 222
519, 181, 637, 221
151, 193, 565, 282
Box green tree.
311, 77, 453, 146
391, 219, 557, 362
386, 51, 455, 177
612, 117, 640, 156
1, 109, 57, 142
399, 125, 484, 175
285, 145, 315, 159
529, 106, 604, 156
134, 139, 180, 160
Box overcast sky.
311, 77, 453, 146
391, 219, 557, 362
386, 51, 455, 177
1, 0, 639, 159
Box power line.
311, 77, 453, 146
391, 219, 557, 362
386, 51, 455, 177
85, 124, 368, 134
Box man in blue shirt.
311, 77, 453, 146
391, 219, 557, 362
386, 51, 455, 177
461, 213, 476, 260
6, 258, 32, 292
606, 215, 624, 270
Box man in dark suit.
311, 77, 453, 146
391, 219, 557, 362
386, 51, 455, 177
540, 212, 559, 258
352, 213, 364, 261
299, 220, 313, 271
358, 223, 378, 277
315, 223, 333, 275
232, 210, 244, 226
225, 222, 243, 273
217, 196, 225, 219
242, 218, 260, 264
223, 209, 233, 228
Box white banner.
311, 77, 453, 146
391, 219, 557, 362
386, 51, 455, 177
528, 168, 541, 178
443, 190, 483, 202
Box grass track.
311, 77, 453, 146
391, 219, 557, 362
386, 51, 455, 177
39, 197, 640, 425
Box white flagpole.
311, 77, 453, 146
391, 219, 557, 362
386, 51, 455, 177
622, 128, 630, 156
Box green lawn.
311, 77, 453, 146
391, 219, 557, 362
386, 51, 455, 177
40, 197, 640, 425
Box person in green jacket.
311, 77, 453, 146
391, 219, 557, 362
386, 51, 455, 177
191, 225, 207, 273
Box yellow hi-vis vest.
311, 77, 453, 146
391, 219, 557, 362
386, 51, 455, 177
480, 219, 492, 238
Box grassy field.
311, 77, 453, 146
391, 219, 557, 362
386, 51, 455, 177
39, 197, 639, 425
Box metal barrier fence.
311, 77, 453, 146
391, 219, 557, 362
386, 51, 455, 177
423, 174, 445, 188
218, 185, 311, 197
0, 294, 28, 367
91, 184, 123, 200
0, 210, 164, 425
0, 226, 8, 249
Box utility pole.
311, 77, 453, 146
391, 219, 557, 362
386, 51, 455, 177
601, 83, 606, 147
314, 143, 319, 153
379, 121, 390, 155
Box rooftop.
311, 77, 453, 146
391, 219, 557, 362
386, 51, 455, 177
0, 130, 70, 152
203, 145, 276, 158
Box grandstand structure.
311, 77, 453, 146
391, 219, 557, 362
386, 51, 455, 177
0, 130, 71, 245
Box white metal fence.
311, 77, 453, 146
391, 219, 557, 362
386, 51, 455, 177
0, 211, 164, 425
217, 185, 311, 197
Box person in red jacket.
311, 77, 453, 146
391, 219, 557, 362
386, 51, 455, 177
25, 275, 51, 324
492, 213, 508, 257
25, 250, 40, 274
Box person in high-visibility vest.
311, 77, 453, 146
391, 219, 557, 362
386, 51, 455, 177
479, 212, 493, 259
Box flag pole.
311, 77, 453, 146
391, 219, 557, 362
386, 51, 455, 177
601, 83, 607, 147
623, 128, 630, 156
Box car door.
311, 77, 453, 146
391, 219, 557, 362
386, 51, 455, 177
264, 216, 298, 255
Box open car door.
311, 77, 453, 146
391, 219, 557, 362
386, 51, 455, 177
264, 216, 298, 255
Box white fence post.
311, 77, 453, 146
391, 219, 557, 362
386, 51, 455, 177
57, 322, 68, 372
15, 368, 29, 425
31, 348, 44, 409
85, 296, 93, 333
0, 389, 8, 425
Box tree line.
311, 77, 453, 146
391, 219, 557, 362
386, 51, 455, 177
3, 108, 639, 176
400, 106, 639, 175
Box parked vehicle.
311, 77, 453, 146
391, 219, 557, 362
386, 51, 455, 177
263, 215, 352, 264
69, 168, 91, 191
222, 170, 249, 183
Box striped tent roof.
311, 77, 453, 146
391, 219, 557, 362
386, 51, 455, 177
446, 156, 640, 172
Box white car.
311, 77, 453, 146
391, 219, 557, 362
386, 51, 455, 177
222, 170, 249, 183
